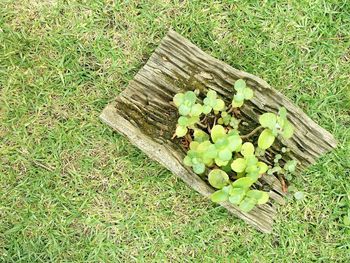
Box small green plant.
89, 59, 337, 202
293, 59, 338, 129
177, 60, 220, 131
258, 107, 294, 149
203, 90, 225, 114
173, 79, 296, 213
232, 79, 254, 108
218, 111, 240, 129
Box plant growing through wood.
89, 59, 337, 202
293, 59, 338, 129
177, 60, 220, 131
173, 79, 297, 212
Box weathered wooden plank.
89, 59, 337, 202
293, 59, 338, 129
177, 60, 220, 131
100, 30, 336, 233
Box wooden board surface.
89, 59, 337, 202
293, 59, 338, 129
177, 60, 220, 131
100, 30, 337, 233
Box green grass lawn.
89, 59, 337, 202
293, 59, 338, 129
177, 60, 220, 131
1, 0, 350, 262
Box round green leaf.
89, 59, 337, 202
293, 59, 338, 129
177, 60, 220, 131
188, 116, 199, 126
234, 79, 246, 90
245, 165, 258, 175
232, 99, 244, 108
259, 113, 277, 129
211, 125, 226, 143
294, 191, 305, 200
203, 144, 217, 159
173, 93, 184, 107
189, 141, 199, 150
193, 163, 205, 174
284, 159, 297, 173
178, 104, 190, 116
245, 155, 258, 166
184, 91, 196, 104
232, 177, 255, 189
222, 185, 233, 194
257, 162, 268, 174
202, 105, 212, 114
243, 88, 254, 100
193, 129, 209, 142
228, 188, 246, 205
227, 134, 242, 152
241, 142, 255, 157
197, 141, 211, 153
183, 156, 192, 166
210, 190, 229, 203
258, 128, 276, 150
178, 116, 188, 126
207, 90, 217, 99
282, 120, 294, 139
175, 126, 187, 137
213, 99, 225, 111
190, 103, 203, 116
215, 158, 229, 167
215, 137, 227, 150
234, 92, 245, 102
218, 149, 232, 161
247, 190, 269, 205
208, 169, 230, 189
246, 172, 259, 181
279, 107, 287, 119
231, 158, 246, 173
239, 197, 257, 212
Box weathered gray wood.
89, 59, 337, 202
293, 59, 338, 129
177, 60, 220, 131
100, 30, 337, 233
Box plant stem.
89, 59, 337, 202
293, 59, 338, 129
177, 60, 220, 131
212, 117, 217, 128
241, 126, 264, 139
196, 122, 207, 129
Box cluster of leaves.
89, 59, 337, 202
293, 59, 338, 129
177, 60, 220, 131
173, 79, 296, 213
173, 91, 203, 137
258, 108, 294, 149
232, 79, 254, 107
218, 111, 240, 129
209, 172, 269, 212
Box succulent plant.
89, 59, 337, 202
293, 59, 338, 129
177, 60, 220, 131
232, 79, 254, 108
173, 79, 296, 213
203, 90, 225, 114
258, 107, 294, 149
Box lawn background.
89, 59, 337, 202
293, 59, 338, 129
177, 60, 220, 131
1, 0, 350, 262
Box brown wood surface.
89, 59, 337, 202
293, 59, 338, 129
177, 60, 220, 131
100, 30, 337, 233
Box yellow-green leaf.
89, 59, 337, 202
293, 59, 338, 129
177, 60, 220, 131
175, 126, 187, 137
239, 197, 257, 212
258, 128, 275, 150
247, 190, 269, 205
211, 190, 229, 203
213, 99, 225, 111
234, 79, 246, 90
232, 100, 244, 108
228, 188, 246, 204
257, 162, 268, 174
241, 142, 255, 157
231, 158, 247, 173
243, 88, 254, 100
232, 177, 255, 189
259, 113, 277, 129
282, 120, 294, 139
211, 125, 226, 143
208, 169, 230, 189
173, 93, 184, 107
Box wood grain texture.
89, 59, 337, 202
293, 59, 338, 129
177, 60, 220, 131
100, 30, 337, 233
